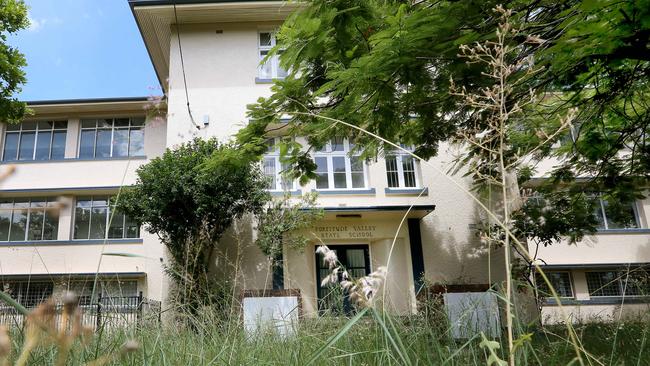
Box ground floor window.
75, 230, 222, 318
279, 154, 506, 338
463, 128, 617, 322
586, 269, 650, 297
0, 281, 54, 308
316, 244, 370, 315
534, 271, 573, 298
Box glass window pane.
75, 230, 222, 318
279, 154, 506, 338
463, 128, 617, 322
108, 210, 125, 239
263, 157, 277, 190
604, 200, 638, 229
95, 129, 112, 158
81, 120, 97, 129
0, 208, 11, 241
42, 208, 58, 240
3, 132, 19, 161
98, 119, 113, 129
259, 32, 272, 46
331, 137, 344, 152
89, 207, 107, 239
315, 157, 329, 189
351, 173, 365, 188
53, 121, 67, 129
333, 157, 347, 189
18, 132, 35, 160
21, 122, 37, 131
74, 206, 91, 239
345, 249, 366, 268
114, 118, 130, 127
51, 131, 66, 159
129, 128, 145, 156
38, 121, 54, 130
124, 214, 140, 239
586, 271, 621, 297
35, 131, 52, 160
112, 129, 129, 157
259, 52, 272, 79
27, 209, 44, 240
5, 124, 20, 131
9, 206, 27, 241
280, 162, 294, 191
275, 56, 288, 78
130, 118, 145, 127
79, 130, 96, 158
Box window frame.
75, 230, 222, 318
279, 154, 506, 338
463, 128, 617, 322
313, 138, 368, 191
72, 196, 140, 240
534, 270, 574, 299
77, 118, 145, 159
0, 198, 60, 242
2, 121, 67, 162
593, 195, 641, 230
385, 147, 421, 189
586, 269, 650, 298
262, 137, 297, 192
257, 30, 287, 80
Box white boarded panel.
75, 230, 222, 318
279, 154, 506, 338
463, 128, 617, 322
243, 296, 299, 337
444, 292, 501, 339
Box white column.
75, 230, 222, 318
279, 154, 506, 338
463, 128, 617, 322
65, 119, 80, 159
57, 195, 74, 240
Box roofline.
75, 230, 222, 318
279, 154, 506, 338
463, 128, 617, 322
129, 0, 277, 5
26, 97, 151, 106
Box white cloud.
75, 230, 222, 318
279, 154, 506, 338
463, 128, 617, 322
27, 14, 63, 32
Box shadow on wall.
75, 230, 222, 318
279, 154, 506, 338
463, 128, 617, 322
209, 214, 273, 292
420, 195, 506, 286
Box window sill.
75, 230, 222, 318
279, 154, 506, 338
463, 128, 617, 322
255, 77, 276, 84
543, 296, 650, 306
384, 187, 428, 196
312, 188, 376, 195
595, 228, 650, 234
270, 189, 302, 197
0, 238, 143, 246
0, 156, 147, 164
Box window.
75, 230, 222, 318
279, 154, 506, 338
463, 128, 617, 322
66, 280, 138, 305
0, 198, 59, 241
313, 138, 367, 190
78, 118, 145, 159
73, 197, 139, 240
592, 196, 639, 230
586, 270, 650, 297
534, 271, 573, 298
263, 138, 296, 191
2, 121, 67, 161
258, 31, 287, 80
316, 245, 370, 315
385, 147, 419, 188
0, 281, 53, 308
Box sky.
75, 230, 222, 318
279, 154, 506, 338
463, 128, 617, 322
8, 0, 160, 101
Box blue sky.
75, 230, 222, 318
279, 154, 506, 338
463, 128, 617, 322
8, 0, 160, 101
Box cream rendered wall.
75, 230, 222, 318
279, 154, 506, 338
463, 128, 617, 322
167, 20, 506, 282
0, 116, 169, 301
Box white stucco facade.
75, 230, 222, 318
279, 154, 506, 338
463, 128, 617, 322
0, 0, 646, 321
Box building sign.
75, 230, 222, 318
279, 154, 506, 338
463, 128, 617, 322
313, 225, 377, 239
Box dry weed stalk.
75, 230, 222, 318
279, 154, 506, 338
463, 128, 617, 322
449, 5, 577, 365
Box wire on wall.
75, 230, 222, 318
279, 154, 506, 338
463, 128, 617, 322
173, 3, 201, 131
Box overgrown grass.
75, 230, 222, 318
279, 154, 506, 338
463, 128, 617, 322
5, 309, 650, 365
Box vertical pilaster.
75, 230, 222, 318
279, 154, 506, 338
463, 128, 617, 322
65, 118, 80, 158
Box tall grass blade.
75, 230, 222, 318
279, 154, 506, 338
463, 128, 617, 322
305, 307, 368, 365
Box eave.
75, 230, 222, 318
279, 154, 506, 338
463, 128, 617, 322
24, 97, 165, 119
128, 0, 301, 91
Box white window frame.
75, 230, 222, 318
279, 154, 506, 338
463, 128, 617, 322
313, 138, 368, 190
385, 148, 421, 189
2, 121, 67, 161
257, 31, 286, 80
593, 195, 641, 230
72, 196, 140, 240
77, 118, 145, 159
263, 137, 297, 192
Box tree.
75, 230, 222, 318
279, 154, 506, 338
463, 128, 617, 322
0, 0, 29, 123
117, 138, 270, 312
236, 0, 649, 248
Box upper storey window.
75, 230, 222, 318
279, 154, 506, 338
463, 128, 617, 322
258, 31, 287, 80
2, 121, 67, 162
314, 138, 367, 190
0, 198, 59, 241
385, 146, 419, 189
73, 196, 140, 240
593, 196, 639, 230
79, 118, 145, 159
263, 138, 296, 191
